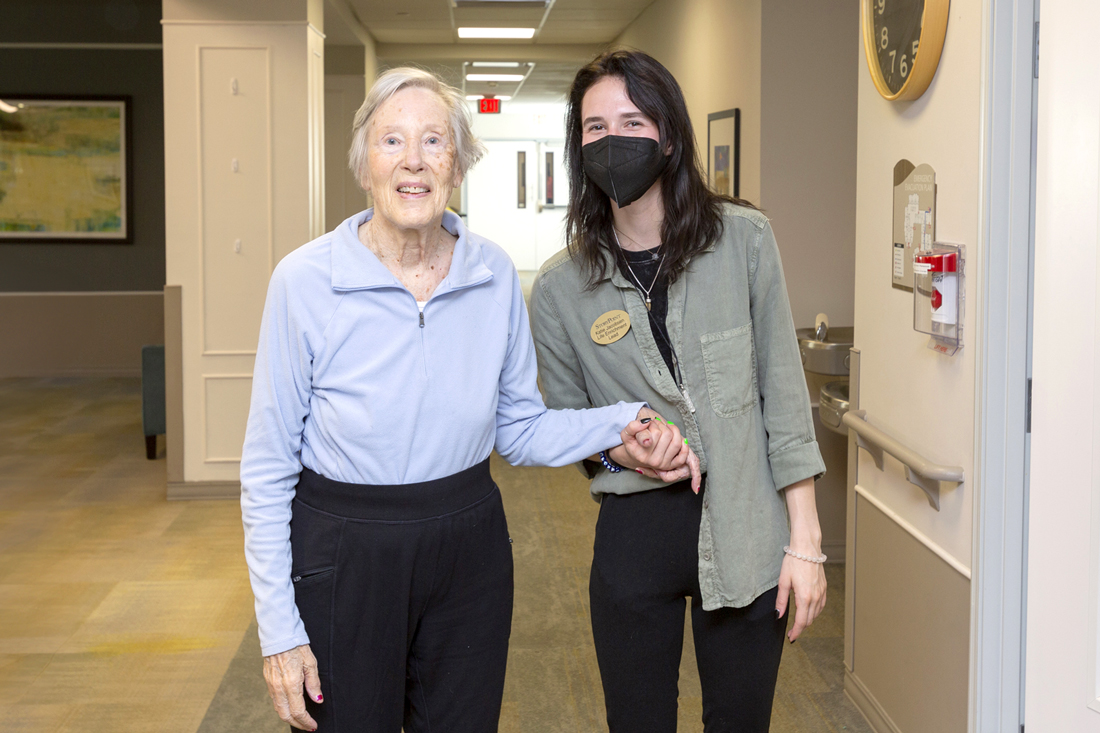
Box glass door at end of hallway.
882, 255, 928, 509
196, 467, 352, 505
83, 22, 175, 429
465, 139, 569, 273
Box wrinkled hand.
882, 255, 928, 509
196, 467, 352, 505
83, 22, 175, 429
775, 552, 827, 643
614, 408, 703, 493
264, 644, 323, 731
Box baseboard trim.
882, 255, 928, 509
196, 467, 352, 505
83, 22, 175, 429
167, 480, 240, 501
844, 669, 901, 733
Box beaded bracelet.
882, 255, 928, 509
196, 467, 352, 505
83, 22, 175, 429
599, 450, 624, 473
783, 545, 827, 564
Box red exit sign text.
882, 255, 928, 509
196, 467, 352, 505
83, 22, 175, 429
478, 97, 501, 114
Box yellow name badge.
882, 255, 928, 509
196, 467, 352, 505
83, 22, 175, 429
590, 310, 631, 345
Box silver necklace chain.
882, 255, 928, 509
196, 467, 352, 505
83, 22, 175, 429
612, 227, 664, 311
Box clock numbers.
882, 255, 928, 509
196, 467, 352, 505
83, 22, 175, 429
872, 0, 926, 94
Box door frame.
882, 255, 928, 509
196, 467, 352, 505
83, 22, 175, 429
971, 0, 1037, 728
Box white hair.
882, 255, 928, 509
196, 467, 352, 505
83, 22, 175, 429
347, 67, 486, 190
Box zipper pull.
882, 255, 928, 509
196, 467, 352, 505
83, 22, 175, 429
419, 311, 425, 329
682, 385, 696, 414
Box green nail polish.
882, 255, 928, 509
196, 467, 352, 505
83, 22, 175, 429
684, 438, 688, 445
667, 421, 675, 426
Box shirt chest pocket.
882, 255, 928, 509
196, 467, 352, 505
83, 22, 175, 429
700, 324, 757, 418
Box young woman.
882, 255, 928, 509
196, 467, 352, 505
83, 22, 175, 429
529, 51, 828, 732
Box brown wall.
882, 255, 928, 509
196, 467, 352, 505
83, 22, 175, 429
0, 292, 164, 377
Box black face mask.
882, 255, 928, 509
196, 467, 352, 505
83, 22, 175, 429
581, 135, 666, 208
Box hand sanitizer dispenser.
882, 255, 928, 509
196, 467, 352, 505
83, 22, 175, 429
913, 243, 964, 355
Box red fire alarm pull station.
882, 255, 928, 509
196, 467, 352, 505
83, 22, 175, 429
479, 97, 501, 114
913, 244, 964, 356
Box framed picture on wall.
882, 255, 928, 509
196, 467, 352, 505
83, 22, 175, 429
707, 108, 740, 198
0, 95, 132, 243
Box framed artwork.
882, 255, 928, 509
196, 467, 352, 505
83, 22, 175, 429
707, 108, 740, 198
0, 96, 132, 243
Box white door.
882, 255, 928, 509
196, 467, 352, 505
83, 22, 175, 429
466, 139, 569, 272
467, 140, 539, 270
1025, 0, 1100, 729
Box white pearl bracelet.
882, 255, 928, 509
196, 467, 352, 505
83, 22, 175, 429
783, 545, 827, 564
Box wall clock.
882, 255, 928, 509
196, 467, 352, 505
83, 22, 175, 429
861, 0, 950, 101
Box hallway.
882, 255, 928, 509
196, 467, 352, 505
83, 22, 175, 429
0, 378, 869, 732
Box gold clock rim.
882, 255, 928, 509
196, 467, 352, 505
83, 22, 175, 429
861, 0, 951, 102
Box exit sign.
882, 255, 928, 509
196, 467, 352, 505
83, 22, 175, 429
478, 97, 501, 114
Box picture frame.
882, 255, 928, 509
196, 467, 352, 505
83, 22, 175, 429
706, 108, 740, 198
0, 95, 133, 243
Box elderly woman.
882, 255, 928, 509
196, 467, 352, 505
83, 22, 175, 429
240, 67, 698, 733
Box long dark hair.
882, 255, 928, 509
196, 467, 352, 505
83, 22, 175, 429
565, 50, 755, 288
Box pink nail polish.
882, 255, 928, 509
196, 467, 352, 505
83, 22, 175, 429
636, 468, 644, 474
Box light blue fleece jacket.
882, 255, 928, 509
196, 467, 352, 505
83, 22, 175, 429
240, 209, 643, 656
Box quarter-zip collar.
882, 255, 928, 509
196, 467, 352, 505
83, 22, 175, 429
330, 209, 493, 294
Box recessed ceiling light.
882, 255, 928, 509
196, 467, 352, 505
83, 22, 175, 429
458, 27, 536, 39
471, 62, 521, 67
466, 73, 525, 82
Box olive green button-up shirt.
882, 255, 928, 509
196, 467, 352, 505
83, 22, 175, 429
530, 204, 826, 610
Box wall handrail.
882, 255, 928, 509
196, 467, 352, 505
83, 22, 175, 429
841, 409, 964, 510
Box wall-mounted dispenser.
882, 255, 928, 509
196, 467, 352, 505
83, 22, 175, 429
913, 243, 964, 355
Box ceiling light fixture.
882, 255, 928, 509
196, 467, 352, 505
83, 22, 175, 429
466, 73, 525, 82
471, 62, 521, 67
0, 100, 18, 114
457, 27, 536, 39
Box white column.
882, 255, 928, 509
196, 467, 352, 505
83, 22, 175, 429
163, 0, 324, 490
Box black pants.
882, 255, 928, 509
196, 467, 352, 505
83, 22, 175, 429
289, 460, 514, 733
589, 478, 787, 732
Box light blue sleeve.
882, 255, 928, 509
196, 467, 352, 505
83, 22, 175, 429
494, 268, 644, 466
240, 265, 315, 657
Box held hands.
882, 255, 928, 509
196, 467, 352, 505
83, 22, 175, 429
263, 644, 323, 731
611, 407, 702, 493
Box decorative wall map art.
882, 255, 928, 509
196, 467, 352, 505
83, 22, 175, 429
0, 97, 131, 243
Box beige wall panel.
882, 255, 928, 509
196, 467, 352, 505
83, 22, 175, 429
203, 376, 252, 462
165, 21, 321, 484
163, 0, 322, 26
165, 285, 184, 485
852, 492, 970, 733
0, 293, 163, 377
199, 47, 272, 355
614, 0, 762, 204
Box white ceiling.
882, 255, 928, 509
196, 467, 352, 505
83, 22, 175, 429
325, 0, 657, 101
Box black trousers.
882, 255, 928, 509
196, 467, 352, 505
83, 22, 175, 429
289, 460, 514, 733
589, 478, 787, 732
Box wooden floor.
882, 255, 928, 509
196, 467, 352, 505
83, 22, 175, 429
0, 378, 871, 732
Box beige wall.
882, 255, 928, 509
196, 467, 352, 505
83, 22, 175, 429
614, 0, 762, 204
0, 293, 164, 377
614, 0, 859, 331
325, 74, 370, 230
846, 0, 985, 730
164, 2, 324, 484
760, 0, 858, 331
